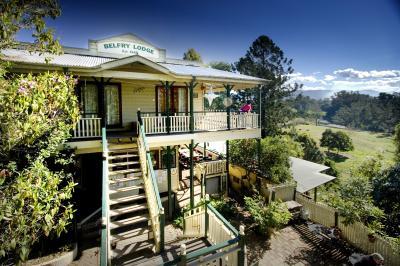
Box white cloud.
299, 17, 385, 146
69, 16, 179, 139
324, 75, 336, 81
332, 77, 400, 92
333, 68, 400, 79
289, 72, 326, 85
301, 86, 328, 91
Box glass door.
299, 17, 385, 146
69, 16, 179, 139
157, 86, 188, 114
104, 84, 121, 127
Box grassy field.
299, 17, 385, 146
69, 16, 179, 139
295, 124, 396, 178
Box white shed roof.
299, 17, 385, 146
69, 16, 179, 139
290, 157, 336, 193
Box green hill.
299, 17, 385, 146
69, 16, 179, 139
296, 124, 396, 178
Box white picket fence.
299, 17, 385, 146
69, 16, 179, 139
295, 192, 400, 265
73, 117, 102, 138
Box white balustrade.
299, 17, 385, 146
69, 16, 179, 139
73, 117, 102, 138
142, 112, 259, 135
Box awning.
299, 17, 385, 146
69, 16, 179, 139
290, 157, 336, 193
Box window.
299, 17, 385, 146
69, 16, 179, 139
104, 84, 121, 126
157, 86, 188, 114
80, 83, 98, 117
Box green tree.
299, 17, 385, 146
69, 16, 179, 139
235, 35, 302, 137
372, 164, 400, 237
320, 129, 354, 154
229, 139, 258, 169
183, 48, 202, 62
0, 0, 62, 55
394, 123, 400, 162
209, 61, 233, 72
293, 132, 325, 163
258, 136, 300, 183
323, 176, 384, 225
0, 1, 79, 262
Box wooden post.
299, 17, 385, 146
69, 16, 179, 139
160, 207, 165, 252
224, 84, 233, 130
335, 211, 339, 227
225, 140, 230, 196
179, 243, 187, 266
238, 225, 246, 266
205, 194, 209, 238
189, 139, 195, 209
185, 77, 198, 133
257, 138, 261, 168
166, 146, 173, 219
137, 108, 142, 125
314, 187, 317, 202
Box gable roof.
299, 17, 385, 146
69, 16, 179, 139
2, 48, 266, 83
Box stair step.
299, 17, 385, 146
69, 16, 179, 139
110, 227, 151, 242
109, 194, 146, 205
108, 154, 138, 160
108, 161, 140, 167
109, 168, 141, 176
110, 214, 149, 229
109, 175, 142, 185
108, 148, 138, 154
110, 203, 148, 217
109, 185, 144, 195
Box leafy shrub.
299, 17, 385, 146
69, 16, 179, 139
244, 195, 292, 235
293, 132, 325, 163
209, 196, 236, 218
0, 72, 79, 262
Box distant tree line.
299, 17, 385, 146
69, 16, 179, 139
288, 91, 400, 132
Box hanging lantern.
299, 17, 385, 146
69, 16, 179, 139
204, 84, 218, 105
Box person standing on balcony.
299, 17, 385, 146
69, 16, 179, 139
240, 100, 253, 113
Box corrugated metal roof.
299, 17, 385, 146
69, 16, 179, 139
159, 63, 264, 81
2, 49, 114, 67
290, 157, 336, 193
2, 49, 264, 82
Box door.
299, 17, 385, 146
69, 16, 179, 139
157, 86, 188, 114
104, 84, 121, 127
80, 83, 99, 118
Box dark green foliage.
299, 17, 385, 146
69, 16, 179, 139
235, 35, 301, 137
229, 139, 258, 170
209, 61, 233, 72
323, 159, 339, 178
394, 124, 400, 162
324, 91, 400, 132
183, 48, 202, 62
372, 164, 400, 237
292, 132, 325, 163
209, 196, 236, 219
0, 0, 62, 55
286, 94, 326, 124
320, 129, 354, 153
244, 195, 292, 235
322, 176, 384, 226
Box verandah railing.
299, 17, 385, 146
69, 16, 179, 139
171, 201, 245, 266
137, 122, 165, 252
100, 128, 111, 265
141, 112, 259, 135
73, 116, 102, 138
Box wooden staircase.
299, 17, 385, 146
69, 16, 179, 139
106, 144, 155, 259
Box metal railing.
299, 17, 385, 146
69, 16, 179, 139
137, 122, 165, 252
100, 128, 110, 265
170, 201, 245, 266
140, 112, 259, 135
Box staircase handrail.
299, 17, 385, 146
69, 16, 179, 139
137, 122, 165, 252
100, 127, 110, 265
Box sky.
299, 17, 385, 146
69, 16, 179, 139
17, 0, 400, 94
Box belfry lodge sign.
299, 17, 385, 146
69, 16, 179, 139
97, 41, 159, 58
